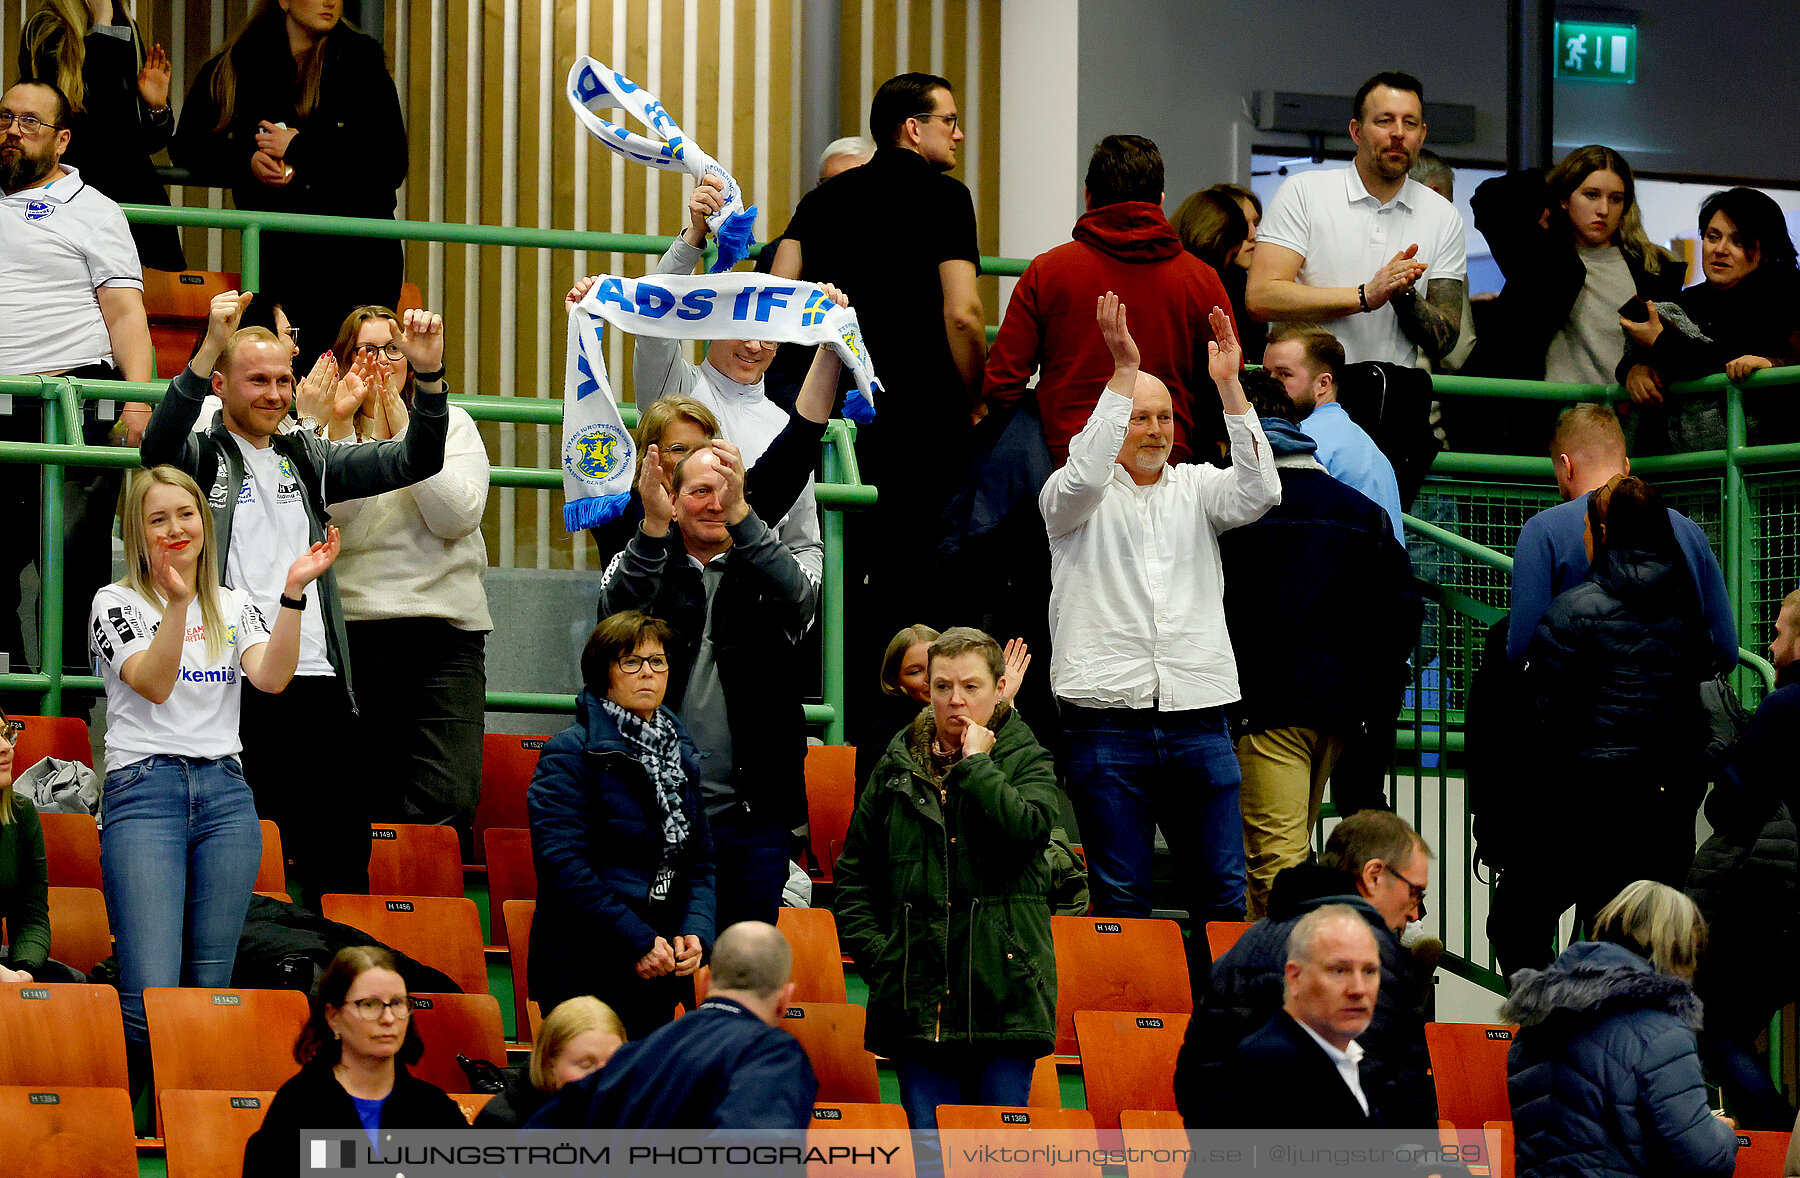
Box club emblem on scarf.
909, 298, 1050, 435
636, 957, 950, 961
565, 422, 631, 486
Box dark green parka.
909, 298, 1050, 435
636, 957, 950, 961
834, 703, 1058, 1059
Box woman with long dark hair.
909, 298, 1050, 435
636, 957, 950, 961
243, 945, 467, 1174
1620, 187, 1800, 449
172, 0, 406, 354
1471, 144, 1681, 383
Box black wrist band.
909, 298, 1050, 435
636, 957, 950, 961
1358, 283, 1371, 313
413, 367, 446, 384
279, 593, 306, 611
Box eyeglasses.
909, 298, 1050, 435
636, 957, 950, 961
0, 720, 21, 746
911, 112, 958, 130
352, 343, 406, 363
284, 326, 301, 345
345, 995, 414, 1020
1384, 862, 1428, 917
616, 654, 670, 674
0, 112, 60, 135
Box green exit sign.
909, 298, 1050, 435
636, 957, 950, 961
1555, 21, 1637, 83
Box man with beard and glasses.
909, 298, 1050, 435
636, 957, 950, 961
1247, 71, 1467, 369
0, 78, 153, 677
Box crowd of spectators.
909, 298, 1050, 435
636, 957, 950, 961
2, 19, 1799, 1173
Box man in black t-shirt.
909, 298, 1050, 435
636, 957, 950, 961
772, 73, 986, 699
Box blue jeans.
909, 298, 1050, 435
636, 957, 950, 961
100, 755, 262, 1049
894, 1052, 1037, 1129
1062, 703, 1246, 922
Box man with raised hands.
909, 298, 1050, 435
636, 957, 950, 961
598, 439, 814, 934
1041, 294, 1279, 947
140, 289, 450, 908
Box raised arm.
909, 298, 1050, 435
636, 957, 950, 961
597, 448, 679, 616
320, 310, 449, 500
1039, 293, 1137, 536
141, 289, 252, 468
1199, 305, 1281, 531
240, 527, 341, 692
630, 178, 723, 404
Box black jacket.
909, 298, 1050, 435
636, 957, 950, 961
1195, 1010, 1381, 1129
1525, 547, 1710, 792
1503, 941, 1737, 1178
527, 996, 818, 1130
1686, 684, 1800, 1042
139, 368, 449, 711
1175, 863, 1437, 1128
597, 515, 814, 829
172, 20, 405, 219
527, 692, 715, 1011
242, 1058, 467, 1176
1219, 434, 1421, 738
471, 1066, 546, 1129
1469, 168, 1682, 381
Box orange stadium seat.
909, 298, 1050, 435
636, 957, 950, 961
367, 823, 465, 898
472, 734, 548, 865
1425, 1022, 1518, 1129
1204, 921, 1253, 963
320, 894, 488, 996
406, 992, 508, 1095
254, 819, 286, 895
143, 986, 308, 1133
1734, 1129, 1792, 1178
1483, 1120, 1515, 1178
141, 270, 239, 380
803, 745, 856, 885
779, 1002, 879, 1104
808, 1102, 914, 1177
936, 1105, 1102, 1178
1073, 1010, 1189, 1129
43, 886, 111, 974
10, 714, 94, 769
776, 907, 849, 1004
450, 1092, 496, 1123
160, 1089, 277, 1178
1051, 915, 1191, 1055
1028, 1055, 1061, 1108
502, 900, 540, 1041
484, 828, 536, 948
0, 982, 128, 1090
38, 812, 102, 890
1119, 1109, 1189, 1178
0, 1084, 138, 1177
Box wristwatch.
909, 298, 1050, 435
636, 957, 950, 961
297, 414, 323, 435
279, 593, 306, 611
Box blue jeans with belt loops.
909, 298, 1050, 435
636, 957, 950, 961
100, 754, 262, 1050
1061, 703, 1247, 923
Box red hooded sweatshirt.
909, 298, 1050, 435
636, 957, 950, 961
983, 200, 1236, 465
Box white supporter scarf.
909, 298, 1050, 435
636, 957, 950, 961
567, 57, 759, 272
562, 271, 883, 533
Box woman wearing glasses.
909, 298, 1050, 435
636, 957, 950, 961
91, 465, 338, 1072
320, 305, 489, 846
528, 610, 715, 1040
244, 945, 467, 1174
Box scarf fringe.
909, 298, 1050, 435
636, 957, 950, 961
710, 207, 761, 273
564, 491, 632, 532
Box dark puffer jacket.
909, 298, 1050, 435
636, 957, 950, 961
1172, 863, 1437, 1129
527, 692, 716, 1011
1503, 940, 1737, 1178
1526, 547, 1709, 790
834, 703, 1059, 1059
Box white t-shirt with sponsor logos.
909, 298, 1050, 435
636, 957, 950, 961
90, 583, 273, 772
220, 435, 332, 675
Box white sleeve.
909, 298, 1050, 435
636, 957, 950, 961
1255, 173, 1312, 258
89, 589, 155, 670
236, 593, 274, 653
409, 408, 490, 540
1039, 388, 1131, 539
87, 205, 144, 290
1425, 199, 1468, 282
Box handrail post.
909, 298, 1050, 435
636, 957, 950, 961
820, 422, 848, 746
242, 224, 261, 291
40, 378, 70, 717
1725, 382, 1749, 687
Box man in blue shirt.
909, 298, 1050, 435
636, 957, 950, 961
1263, 325, 1406, 547
1507, 403, 1737, 671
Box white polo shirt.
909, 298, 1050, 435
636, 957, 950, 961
0, 167, 142, 375
1259, 166, 1466, 368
